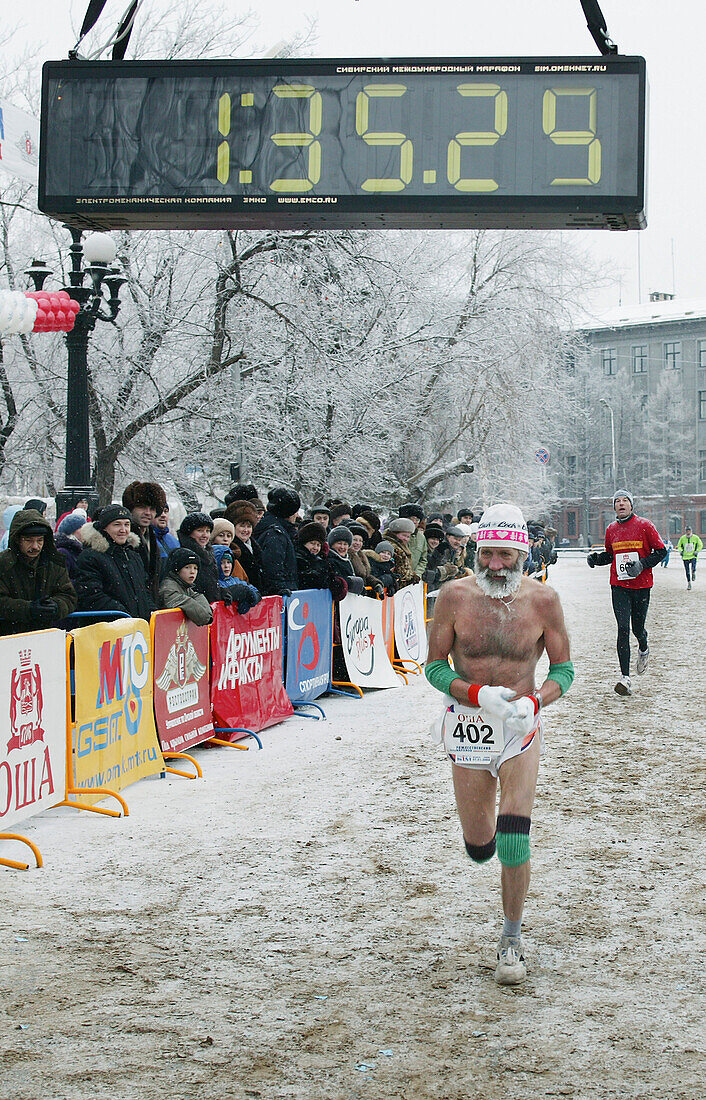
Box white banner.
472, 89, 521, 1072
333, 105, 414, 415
0, 98, 39, 185
0, 630, 67, 829
393, 583, 428, 665
339, 594, 400, 689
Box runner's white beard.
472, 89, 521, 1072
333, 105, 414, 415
474, 556, 524, 599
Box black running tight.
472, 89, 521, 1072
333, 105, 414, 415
611, 586, 651, 676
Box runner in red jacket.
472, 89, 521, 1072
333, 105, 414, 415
587, 490, 666, 696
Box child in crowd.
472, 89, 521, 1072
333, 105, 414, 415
294, 522, 347, 600
213, 544, 261, 614
159, 548, 214, 625
365, 540, 397, 595
210, 518, 235, 546
327, 525, 365, 595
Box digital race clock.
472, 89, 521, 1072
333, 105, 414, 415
39, 56, 647, 231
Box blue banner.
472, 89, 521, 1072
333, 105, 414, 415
284, 589, 333, 704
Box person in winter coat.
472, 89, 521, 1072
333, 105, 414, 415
0, 504, 23, 551
295, 522, 347, 600
73, 505, 155, 619
152, 504, 179, 560
122, 480, 168, 602
399, 504, 428, 576
0, 508, 77, 635
364, 540, 397, 595
327, 526, 365, 595
444, 524, 473, 578
348, 523, 384, 596
55, 511, 87, 577
354, 509, 382, 549
224, 499, 264, 588
423, 523, 459, 588
159, 548, 214, 626
177, 512, 232, 605
383, 518, 422, 589
255, 488, 301, 597
212, 544, 261, 613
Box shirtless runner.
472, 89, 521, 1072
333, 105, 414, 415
425, 503, 574, 985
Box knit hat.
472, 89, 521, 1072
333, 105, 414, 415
166, 547, 200, 573
224, 499, 258, 527
375, 540, 395, 555
122, 480, 167, 512
267, 487, 301, 519
399, 503, 424, 521
57, 511, 87, 537
328, 525, 353, 547
179, 512, 214, 537
475, 503, 529, 556
613, 489, 634, 507
385, 517, 415, 535
211, 517, 235, 542
346, 522, 368, 539
94, 504, 131, 531
298, 521, 328, 546
24, 498, 47, 514
425, 523, 445, 541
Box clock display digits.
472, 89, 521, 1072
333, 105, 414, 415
355, 84, 413, 193
217, 93, 231, 184
447, 84, 507, 192
542, 88, 602, 186
270, 84, 322, 193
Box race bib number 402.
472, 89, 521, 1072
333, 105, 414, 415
443, 707, 505, 766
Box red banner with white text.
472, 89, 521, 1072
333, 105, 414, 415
210, 597, 293, 738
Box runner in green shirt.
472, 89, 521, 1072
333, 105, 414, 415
676, 527, 703, 589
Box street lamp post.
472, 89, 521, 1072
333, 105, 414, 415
26, 228, 125, 517
599, 398, 617, 495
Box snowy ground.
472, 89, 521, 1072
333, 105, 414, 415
1, 558, 704, 1100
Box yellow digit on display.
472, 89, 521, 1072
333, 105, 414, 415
355, 84, 412, 193
217, 94, 231, 184
447, 84, 507, 192
543, 88, 601, 185
270, 84, 322, 193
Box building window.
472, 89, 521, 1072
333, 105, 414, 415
700, 510, 706, 535
700, 391, 706, 420
664, 341, 682, 369
601, 348, 617, 375
634, 460, 647, 481
671, 460, 682, 481
699, 341, 706, 368
566, 455, 577, 479
602, 454, 613, 478
700, 450, 706, 483
566, 511, 577, 537
669, 514, 682, 537
631, 345, 648, 373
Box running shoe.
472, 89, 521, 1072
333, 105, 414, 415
495, 935, 526, 986
636, 647, 649, 675
614, 676, 632, 696
688, 581, 692, 590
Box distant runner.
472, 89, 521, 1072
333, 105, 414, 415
676, 526, 702, 590
426, 503, 573, 986
587, 490, 666, 696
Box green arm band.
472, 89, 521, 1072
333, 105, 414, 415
425, 659, 460, 695
547, 660, 574, 696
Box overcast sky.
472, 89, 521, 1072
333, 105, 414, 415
10, 0, 706, 314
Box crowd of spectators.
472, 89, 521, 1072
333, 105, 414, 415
0, 482, 557, 636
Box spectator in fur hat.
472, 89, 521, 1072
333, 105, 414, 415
73, 505, 154, 619
327, 526, 364, 595
399, 503, 428, 577
224, 500, 263, 588
383, 517, 421, 589
159, 548, 213, 626
225, 483, 259, 506
255, 489, 300, 597
329, 503, 352, 526
177, 512, 232, 606
295, 522, 347, 601
122, 481, 167, 603
354, 509, 382, 549
348, 523, 384, 597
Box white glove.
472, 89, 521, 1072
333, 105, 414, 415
476, 685, 517, 722
505, 695, 537, 738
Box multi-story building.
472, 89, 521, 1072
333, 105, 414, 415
551, 294, 706, 545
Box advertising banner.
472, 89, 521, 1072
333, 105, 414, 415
152, 610, 214, 753
339, 593, 400, 689
393, 583, 428, 665
381, 595, 395, 660
210, 596, 293, 736
71, 619, 164, 799
0, 630, 67, 829
284, 589, 332, 704
0, 99, 39, 185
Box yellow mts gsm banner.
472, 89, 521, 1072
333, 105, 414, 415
71, 619, 163, 800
